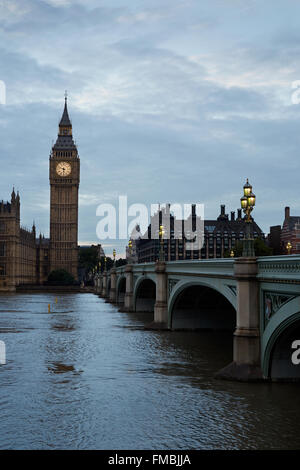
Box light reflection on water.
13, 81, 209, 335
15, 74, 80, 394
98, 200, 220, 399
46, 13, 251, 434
0, 292, 299, 450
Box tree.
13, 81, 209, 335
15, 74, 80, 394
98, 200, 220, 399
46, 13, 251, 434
116, 258, 127, 267
48, 269, 75, 285
99, 256, 127, 271
253, 237, 273, 256
79, 246, 99, 273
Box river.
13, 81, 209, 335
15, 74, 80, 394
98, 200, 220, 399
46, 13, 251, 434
0, 292, 299, 450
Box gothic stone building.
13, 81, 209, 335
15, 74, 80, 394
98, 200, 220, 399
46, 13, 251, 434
49, 97, 80, 279
134, 204, 264, 263
0, 98, 80, 291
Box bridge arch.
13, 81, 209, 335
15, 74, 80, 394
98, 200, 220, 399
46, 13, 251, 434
133, 276, 156, 313
116, 275, 126, 306
168, 279, 236, 330
262, 296, 300, 380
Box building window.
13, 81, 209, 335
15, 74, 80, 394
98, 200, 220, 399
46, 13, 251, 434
0, 222, 5, 232
0, 265, 6, 276
0, 242, 5, 257
296, 244, 300, 251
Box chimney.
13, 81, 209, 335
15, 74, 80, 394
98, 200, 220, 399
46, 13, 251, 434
285, 206, 290, 220
231, 211, 235, 221
220, 204, 225, 216
237, 208, 242, 219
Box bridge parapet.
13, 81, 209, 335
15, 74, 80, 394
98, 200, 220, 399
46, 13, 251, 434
257, 255, 300, 282
165, 259, 235, 278
115, 263, 155, 276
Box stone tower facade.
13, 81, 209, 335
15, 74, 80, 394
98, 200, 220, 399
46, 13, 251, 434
0, 190, 37, 291
49, 97, 80, 280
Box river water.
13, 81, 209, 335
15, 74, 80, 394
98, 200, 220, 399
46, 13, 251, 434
0, 292, 300, 450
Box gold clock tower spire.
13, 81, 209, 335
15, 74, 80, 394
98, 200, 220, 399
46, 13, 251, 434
49, 96, 80, 280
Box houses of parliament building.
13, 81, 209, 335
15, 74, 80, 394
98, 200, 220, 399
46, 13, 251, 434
0, 97, 80, 291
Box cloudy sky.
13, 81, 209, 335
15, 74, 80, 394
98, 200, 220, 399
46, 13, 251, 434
1, 0, 300, 257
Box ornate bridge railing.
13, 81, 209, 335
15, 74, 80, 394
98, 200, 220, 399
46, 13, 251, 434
257, 255, 300, 283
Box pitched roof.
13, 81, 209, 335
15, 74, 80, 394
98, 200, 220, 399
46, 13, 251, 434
59, 98, 72, 127
53, 134, 77, 150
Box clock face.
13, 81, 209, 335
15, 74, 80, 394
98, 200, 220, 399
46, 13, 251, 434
56, 162, 71, 177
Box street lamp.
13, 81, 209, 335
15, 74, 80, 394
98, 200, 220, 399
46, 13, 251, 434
113, 249, 116, 266
104, 257, 107, 271
240, 178, 256, 257
159, 224, 165, 261
128, 240, 132, 263
286, 241, 292, 255
230, 249, 235, 257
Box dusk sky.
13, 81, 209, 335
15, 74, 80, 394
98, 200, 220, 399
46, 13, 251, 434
1, 0, 300, 257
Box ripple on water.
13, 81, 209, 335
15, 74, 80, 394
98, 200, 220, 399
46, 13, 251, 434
0, 293, 300, 449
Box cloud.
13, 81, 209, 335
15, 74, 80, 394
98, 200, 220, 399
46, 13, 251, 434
0, 0, 300, 249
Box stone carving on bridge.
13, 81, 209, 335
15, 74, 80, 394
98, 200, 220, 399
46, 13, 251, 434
227, 285, 237, 296
264, 292, 297, 327
168, 279, 179, 297
259, 261, 300, 274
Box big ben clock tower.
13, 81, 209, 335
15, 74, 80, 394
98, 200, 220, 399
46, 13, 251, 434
49, 95, 80, 280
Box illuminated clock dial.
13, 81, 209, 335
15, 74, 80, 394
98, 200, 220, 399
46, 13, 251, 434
56, 162, 71, 177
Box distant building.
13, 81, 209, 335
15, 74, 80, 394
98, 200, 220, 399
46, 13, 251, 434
0, 190, 49, 291
280, 207, 300, 254
126, 225, 141, 263
268, 225, 282, 255
135, 204, 265, 263
268, 207, 300, 255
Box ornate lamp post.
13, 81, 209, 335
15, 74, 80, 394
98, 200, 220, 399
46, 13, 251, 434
159, 224, 165, 261
240, 178, 256, 257
230, 249, 235, 258
286, 241, 292, 255
128, 240, 132, 263
104, 256, 107, 272
113, 249, 116, 266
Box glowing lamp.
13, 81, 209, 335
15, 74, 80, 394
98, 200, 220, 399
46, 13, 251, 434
241, 196, 248, 209
243, 178, 252, 197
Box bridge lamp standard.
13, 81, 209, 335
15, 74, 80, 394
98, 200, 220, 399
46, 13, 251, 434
240, 178, 256, 257
128, 240, 132, 263
159, 224, 165, 261
113, 249, 116, 266
104, 257, 107, 272
286, 241, 292, 255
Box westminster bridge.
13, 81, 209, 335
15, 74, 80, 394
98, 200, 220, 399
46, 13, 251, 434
94, 256, 300, 382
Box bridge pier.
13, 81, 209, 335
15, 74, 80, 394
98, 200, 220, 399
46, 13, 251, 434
101, 271, 107, 298
109, 268, 117, 303
95, 274, 102, 295
216, 258, 263, 382
124, 264, 134, 312
94, 275, 99, 294
148, 261, 168, 329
